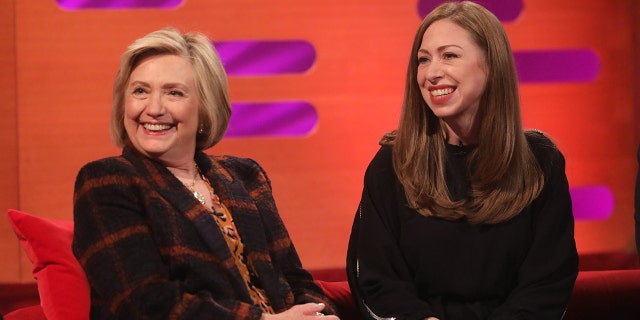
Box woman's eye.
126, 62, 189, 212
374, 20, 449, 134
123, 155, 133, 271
169, 90, 184, 96
443, 53, 458, 60
418, 56, 430, 64
132, 87, 146, 95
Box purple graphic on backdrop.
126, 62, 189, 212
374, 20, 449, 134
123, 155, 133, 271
215, 40, 316, 76
57, 0, 182, 9
418, 0, 524, 22
225, 102, 318, 138
570, 186, 615, 220
515, 49, 600, 83
214, 41, 319, 138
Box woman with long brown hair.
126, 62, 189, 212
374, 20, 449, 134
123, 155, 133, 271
347, 2, 578, 319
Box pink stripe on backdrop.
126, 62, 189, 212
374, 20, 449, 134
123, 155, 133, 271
57, 0, 182, 9
225, 101, 318, 138
570, 185, 614, 220
418, 0, 524, 22
214, 40, 316, 76
514, 49, 600, 83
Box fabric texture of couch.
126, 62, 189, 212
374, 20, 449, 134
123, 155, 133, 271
5, 209, 640, 320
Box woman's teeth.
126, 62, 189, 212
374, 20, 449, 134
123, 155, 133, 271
430, 87, 454, 97
143, 123, 172, 131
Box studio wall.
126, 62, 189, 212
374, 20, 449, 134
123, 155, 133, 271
0, 0, 638, 282
0, 0, 19, 282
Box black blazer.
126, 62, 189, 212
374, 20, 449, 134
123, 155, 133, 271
72, 146, 335, 319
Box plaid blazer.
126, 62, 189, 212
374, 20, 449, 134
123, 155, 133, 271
72, 146, 335, 320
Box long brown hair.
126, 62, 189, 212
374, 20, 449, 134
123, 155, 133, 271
393, 1, 543, 224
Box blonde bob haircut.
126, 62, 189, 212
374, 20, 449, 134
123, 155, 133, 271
110, 27, 231, 151
393, 1, 544, 224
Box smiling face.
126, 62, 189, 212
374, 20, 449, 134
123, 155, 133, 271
124, 54, 200, 166
417, 18, 488, 135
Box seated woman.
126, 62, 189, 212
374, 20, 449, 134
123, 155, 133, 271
72, 27, 338, 320
347, 2, 578, 319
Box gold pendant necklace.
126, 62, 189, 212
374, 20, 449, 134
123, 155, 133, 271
184, 163, 207, 205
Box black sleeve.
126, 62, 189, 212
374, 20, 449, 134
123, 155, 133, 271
239, 158, 337, 314
346, 147, 442, 320
488, 143, 579, 319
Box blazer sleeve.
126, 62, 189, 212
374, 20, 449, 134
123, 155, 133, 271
239, 158, 337, 315
347, 147, 442, 320
72, 159, 264, 320
488, 146, 579, 320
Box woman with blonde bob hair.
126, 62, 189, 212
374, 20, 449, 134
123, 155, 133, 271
347, 2, 578, 319
73, 27, 338, 320
110, 27, 230, 151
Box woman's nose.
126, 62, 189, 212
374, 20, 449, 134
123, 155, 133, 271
425, 60, 444, 84
146, 93, 165, 115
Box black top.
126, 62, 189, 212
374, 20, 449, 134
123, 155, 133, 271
347, 133, 578, 320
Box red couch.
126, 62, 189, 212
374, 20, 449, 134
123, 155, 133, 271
5, 209, 640, 320
317, 268, 640, 320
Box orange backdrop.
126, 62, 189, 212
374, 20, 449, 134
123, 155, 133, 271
1, 0, 638, 282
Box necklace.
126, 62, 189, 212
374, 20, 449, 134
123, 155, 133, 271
184, 163, 207, 205
183, 163, 223, 210
201, 173, 222, 211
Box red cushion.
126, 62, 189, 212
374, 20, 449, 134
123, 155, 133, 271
315, 280, 362, 320
578, 251, 640, 271
565, 269, 640, 320
7, 209, 90, 320
3, 305, 46, 320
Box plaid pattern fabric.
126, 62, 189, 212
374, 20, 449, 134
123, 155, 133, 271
72, 146, 335, 320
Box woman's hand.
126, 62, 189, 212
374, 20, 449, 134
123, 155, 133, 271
261, 303, 340, 320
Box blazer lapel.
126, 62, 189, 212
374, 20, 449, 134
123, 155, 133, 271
200, 154, 287, 310
122, 147, 278, 306
122, 147, 239, 266
197, 153, 270, 257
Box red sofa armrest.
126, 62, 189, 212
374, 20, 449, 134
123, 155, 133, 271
313, 269, 640, 320
3, 305, 46, 320
315, 280, 363, 320
564, 269, 640, 320
578, 251, 640, 271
